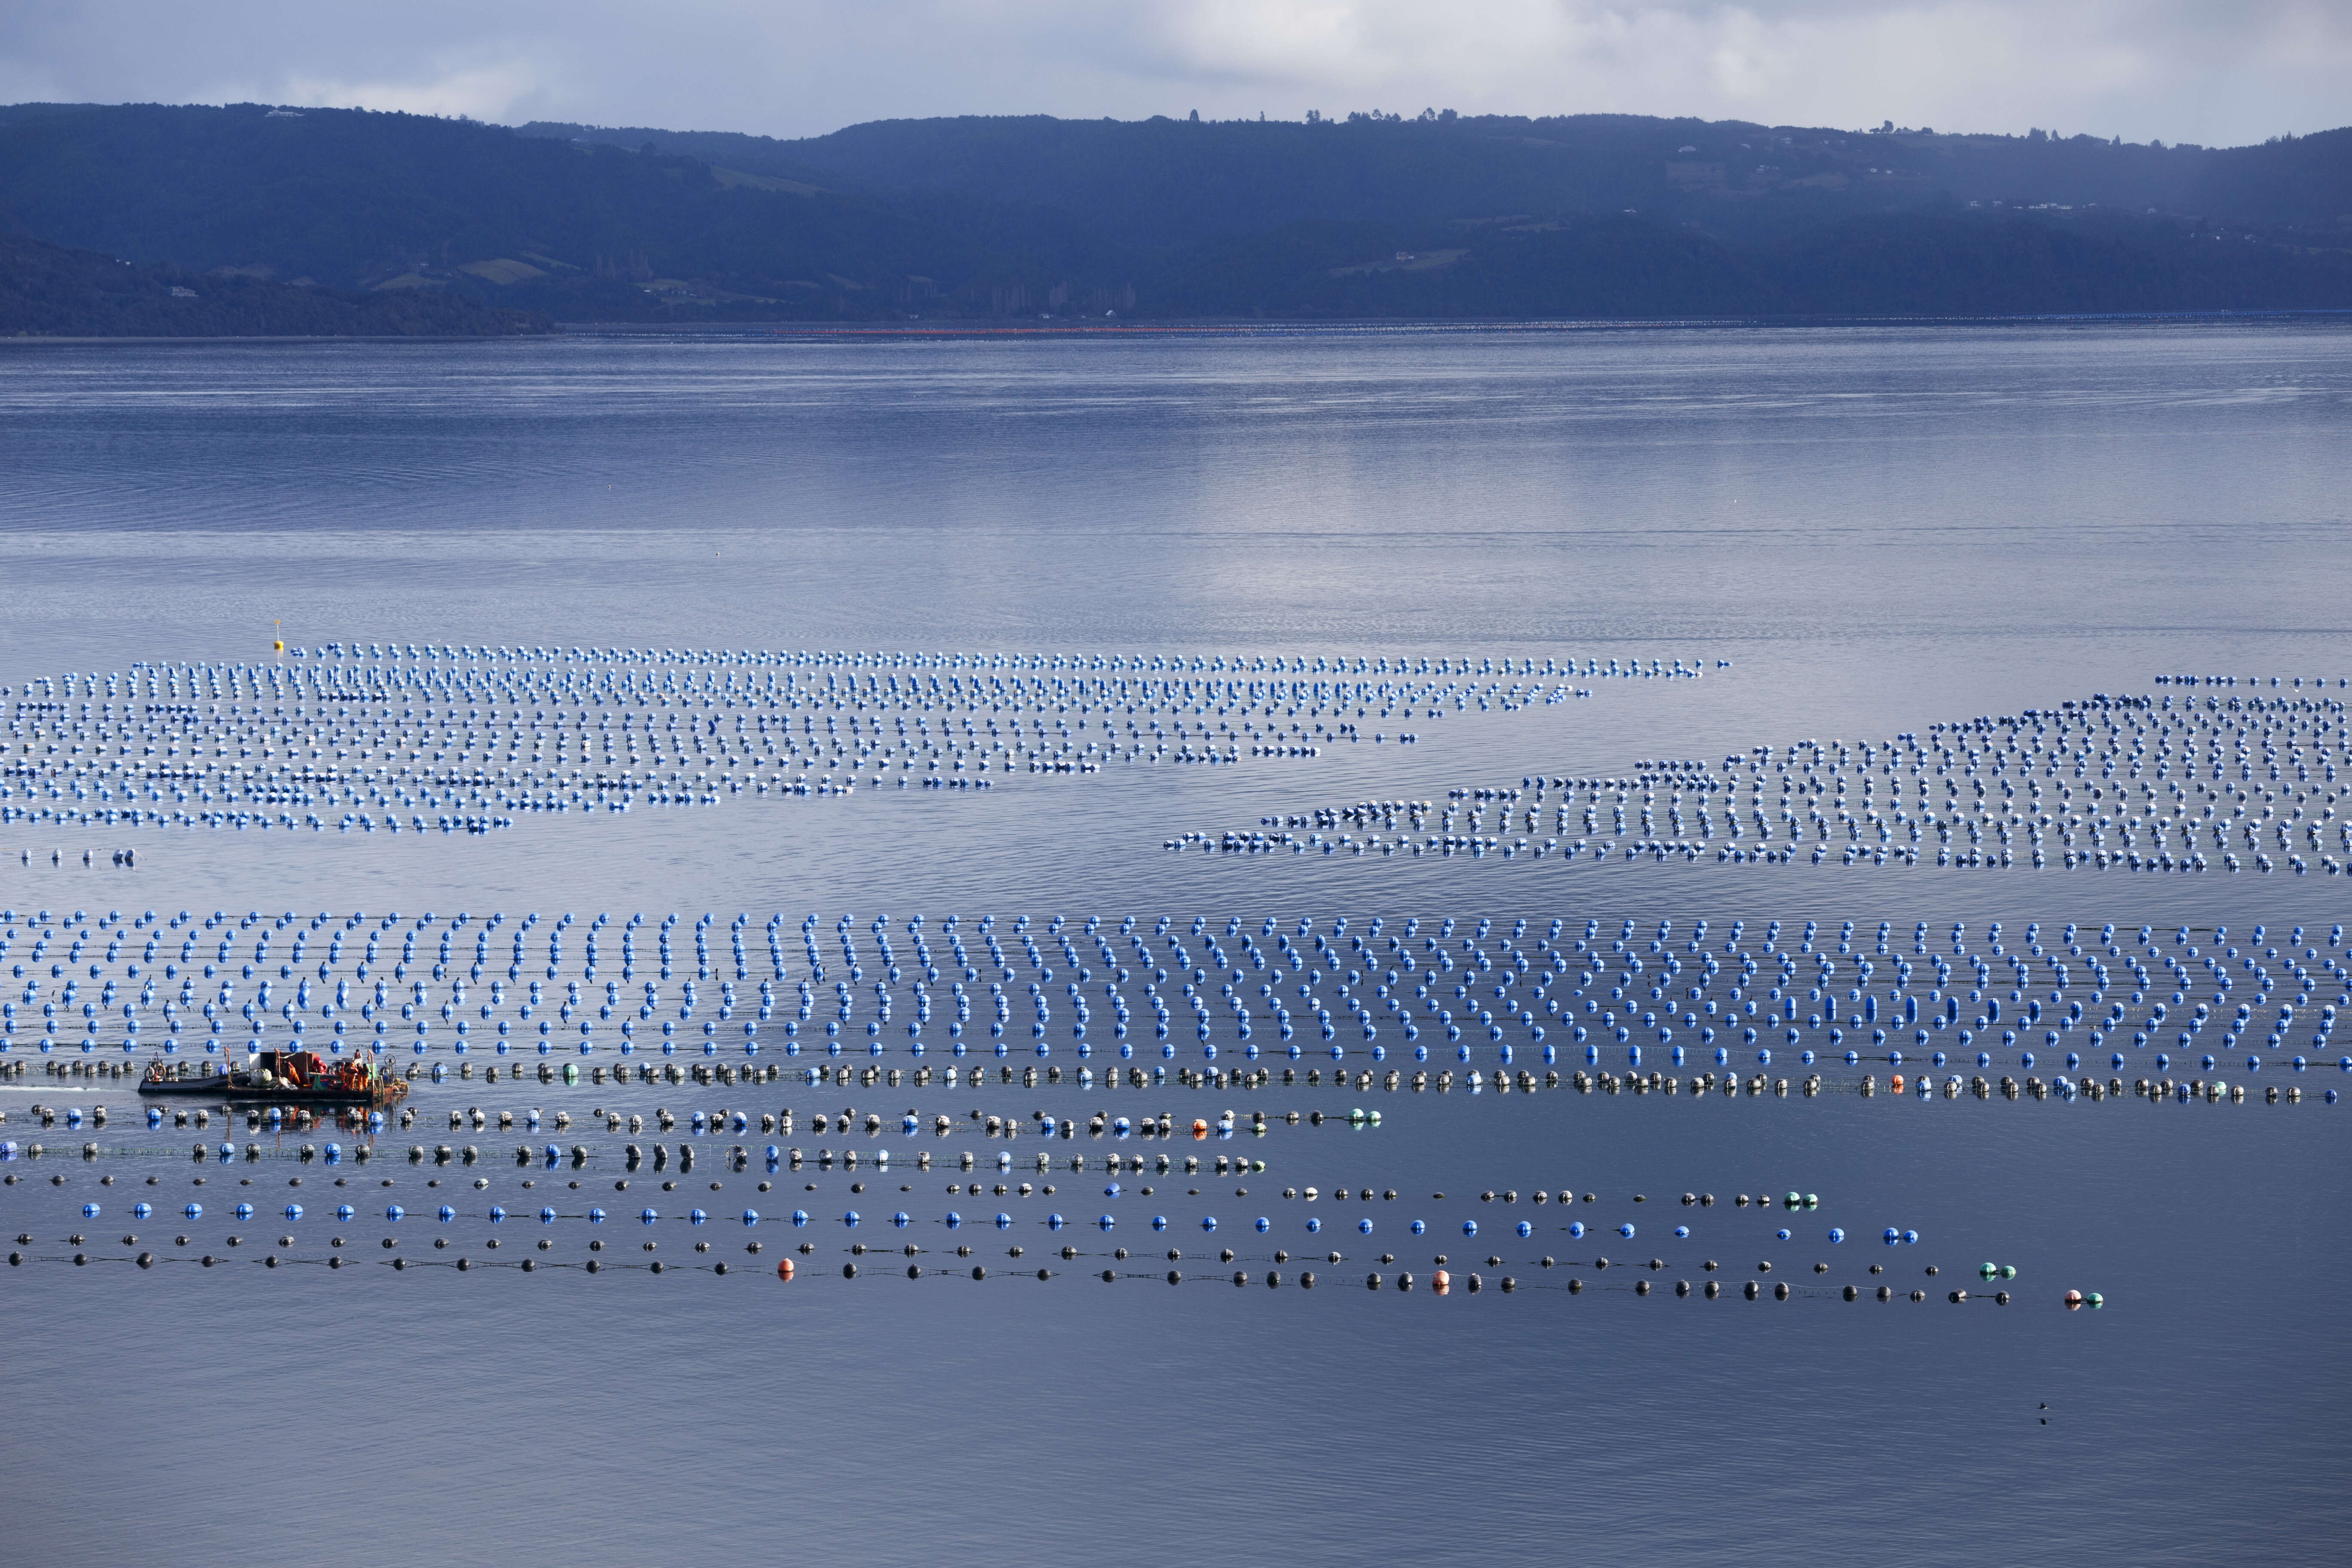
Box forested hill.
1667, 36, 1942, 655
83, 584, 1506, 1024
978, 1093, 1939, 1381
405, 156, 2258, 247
0, 232, 549, 337
3, 101, 2348, 328
527, 113, 2352, 251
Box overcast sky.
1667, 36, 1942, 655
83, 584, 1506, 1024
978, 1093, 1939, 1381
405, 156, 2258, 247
2, 1, 2344, 147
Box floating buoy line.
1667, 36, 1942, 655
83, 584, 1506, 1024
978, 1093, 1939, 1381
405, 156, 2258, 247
0, 645, 1717, 833
1178, 684, 2352, 873
0, 898, 2117, 1305
2, 1150, 2099, 1304
7, 1048, 2322, 1145
2, 906, 2346, 1088
0, 641, 2171, 1315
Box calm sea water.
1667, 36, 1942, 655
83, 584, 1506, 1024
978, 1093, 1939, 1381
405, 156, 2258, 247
0, 322, 2347, 1565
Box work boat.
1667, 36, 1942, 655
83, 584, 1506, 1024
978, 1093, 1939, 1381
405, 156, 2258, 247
138, 1048, 408, 1108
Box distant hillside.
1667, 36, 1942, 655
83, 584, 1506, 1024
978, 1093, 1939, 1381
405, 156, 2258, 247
1138, 208, 2352, 319
0, 232, 549, 336
0, 104, 1057, 318
527, 113, 2352, 249
3, 102, 2349, 325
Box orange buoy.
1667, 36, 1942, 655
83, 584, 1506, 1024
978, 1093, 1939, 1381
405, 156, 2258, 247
1431, 1269, 1451, 1295
1191, 1120, 1209, 1139
1890, 1074, 1905, 1093
776, 1258, 796, 1282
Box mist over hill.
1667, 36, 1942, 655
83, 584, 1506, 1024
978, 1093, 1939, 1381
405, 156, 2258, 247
2, 101, 2346, 329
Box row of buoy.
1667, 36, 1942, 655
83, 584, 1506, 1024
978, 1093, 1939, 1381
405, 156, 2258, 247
2, 1246, 2093, 1305
0, 1196, 1953, 1261
4, 1176, 1933, 1250
27, 644, 1665, 682
49, 1051, 2341, 1146
8, 848, 137, 869
17, 904, 2348, 1086
6, 1119, 2037, 1295
1563, 1066, 2331, 1103
6, 640, 1709, 833
3, 1205, 1896, 1237
25, 1171, 1820, 1204
1185, 684, 2352, 873
1533, 915, 2352, 1074
9, 1060, 2335, 1198
0, 1138, 2032, 1270
0, 1158, 1884, 1207
12, 1231, 1973, 1282
15, 1214, 1952, 1272
9, 1031, 2344, 1095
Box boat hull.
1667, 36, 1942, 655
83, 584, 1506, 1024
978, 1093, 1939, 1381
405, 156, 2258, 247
138, 1073, 406, 1107
135, 1074, 237, 1098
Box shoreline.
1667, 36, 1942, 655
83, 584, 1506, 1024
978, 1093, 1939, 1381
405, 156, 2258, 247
5, 306, 2349, 345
